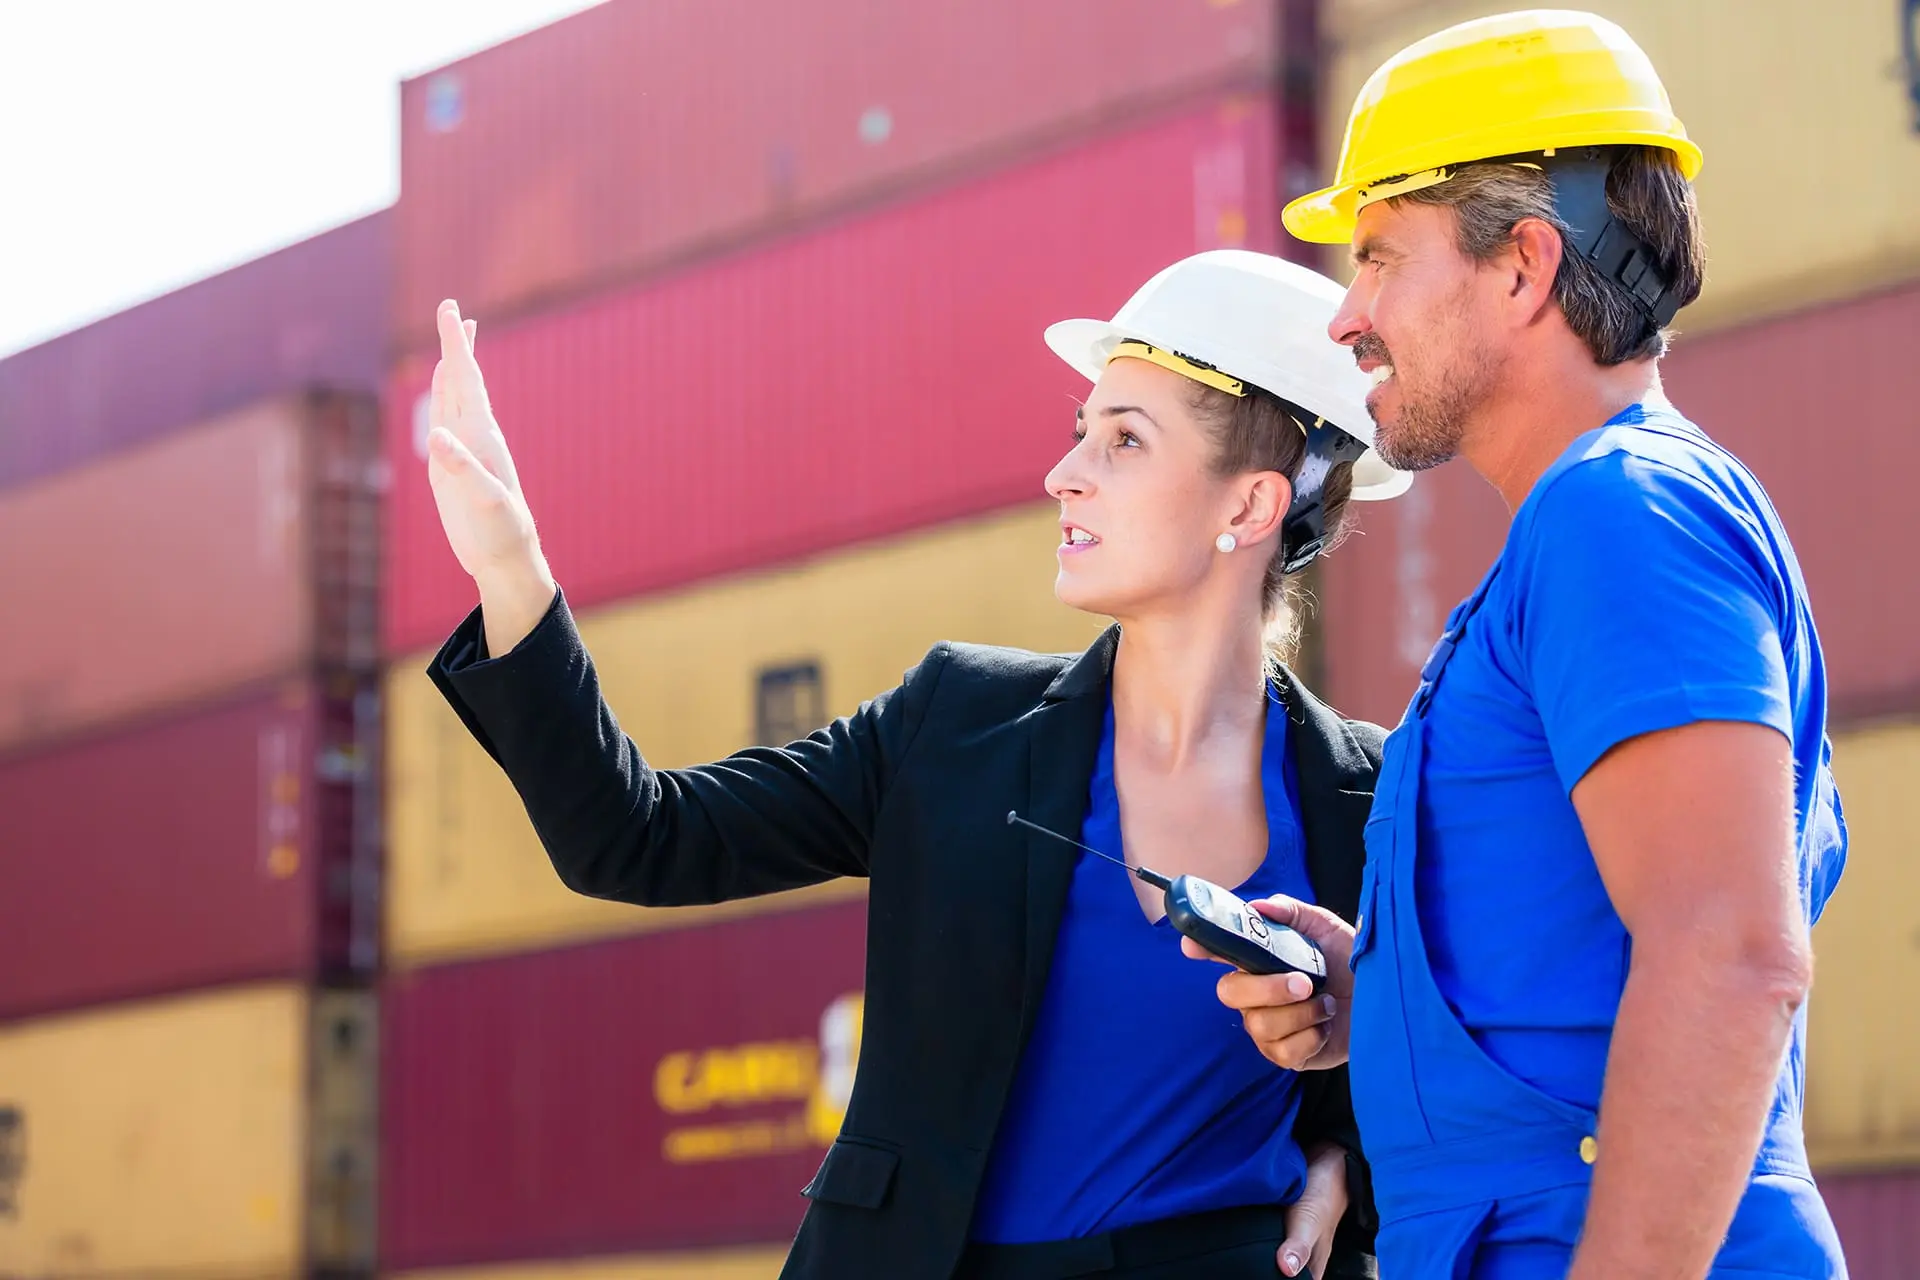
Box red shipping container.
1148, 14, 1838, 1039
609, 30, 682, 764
1318, 280, 1920, 728
1821, 1168, 1920, 1280
381, 900, 868, 1266
395, 0, 1285, 349
0, 212, 388, 493
385, 93, 1284, 656
0, 389, 380, 756
0, 677, 380, 1021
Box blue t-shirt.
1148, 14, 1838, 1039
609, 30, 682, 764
1415, 403, 1848, 1113
970, 689, 1317, 1242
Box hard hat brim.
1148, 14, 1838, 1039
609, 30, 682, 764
1281, 185, 1356, 246
1044, 317, 1410, 502
1284, 130, 1706, 247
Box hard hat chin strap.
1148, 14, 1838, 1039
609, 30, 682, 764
1279, 419, 1367, 575
1357, 147, 1684, 328
1537, 148, 1684, 328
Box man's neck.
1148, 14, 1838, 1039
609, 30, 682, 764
1461, 344, 1663, 512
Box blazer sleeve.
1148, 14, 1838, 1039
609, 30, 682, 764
1291, 715, 1388, 1278
428, 588, 949, 906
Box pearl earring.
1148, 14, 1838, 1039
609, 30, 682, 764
1215, 533, 1238, 553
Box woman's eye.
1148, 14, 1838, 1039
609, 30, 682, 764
1117, 430, 1140, 448
1071, 424, 1088, 443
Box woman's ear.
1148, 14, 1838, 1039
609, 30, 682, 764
1227, 471, 1292, 547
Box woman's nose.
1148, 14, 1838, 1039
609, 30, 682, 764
1044, 447, 1090, 502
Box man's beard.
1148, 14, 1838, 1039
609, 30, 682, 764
1358, 317, 1501, 473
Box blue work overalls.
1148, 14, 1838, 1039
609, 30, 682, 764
1349, 431, 1845, 1277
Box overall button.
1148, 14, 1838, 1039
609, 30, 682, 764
1579, 1136, 1599, 1165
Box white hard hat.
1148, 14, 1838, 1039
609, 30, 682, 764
1044, 249, 1411, 502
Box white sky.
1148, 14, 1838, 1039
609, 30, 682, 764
0, 0, 607, 358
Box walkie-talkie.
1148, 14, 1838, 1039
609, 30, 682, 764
1007, 811, 1326, 990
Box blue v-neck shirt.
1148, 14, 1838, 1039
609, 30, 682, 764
970, 689, 1317, 1243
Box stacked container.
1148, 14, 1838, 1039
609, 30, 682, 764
1313, 3, 1920, 1275
0, 214, 389, 1280
379, 1, 1323, 1273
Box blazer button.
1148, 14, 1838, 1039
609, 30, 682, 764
1579, 1136, 1599, 1165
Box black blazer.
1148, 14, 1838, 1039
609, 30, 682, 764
431, 591, 1384, 1280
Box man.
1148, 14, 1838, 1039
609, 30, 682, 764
1190, 11, 1850, 1277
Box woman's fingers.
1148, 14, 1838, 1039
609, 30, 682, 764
1279, 1144, 1350, 1277
1209, 973, 1338, 1070
426, 303, 527, 494
425, 426, 496, 496
436, 300, 490, 422
1214, 970, 1321, 1013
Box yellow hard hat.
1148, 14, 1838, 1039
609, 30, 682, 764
1284, 9, 1702, 246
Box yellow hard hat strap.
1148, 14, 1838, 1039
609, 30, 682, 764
1108, 339, 1247, 397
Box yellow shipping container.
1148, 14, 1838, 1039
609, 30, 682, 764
0, 983, 376, 1279
1318, 1, 1920, 333
1808, 719, 1920, 1169
386, 502, 1108, 967
394, 1246, 789, 1280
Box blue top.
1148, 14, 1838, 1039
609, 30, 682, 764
1414, 402, 1848, 1114
970, 689, 1317, 1243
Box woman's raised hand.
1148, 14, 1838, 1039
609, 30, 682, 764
423, 300, 557, 654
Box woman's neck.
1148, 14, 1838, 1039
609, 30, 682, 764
1109, 609, 1269, 769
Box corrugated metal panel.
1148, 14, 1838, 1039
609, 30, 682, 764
383, 902, 866, 1267
0, 211, 388, 492
0, 389, 381, 757
394, 1247, 788, 1280
394, 0, 1282, 347
1316, 1, 1920, 333
1820, 1169, 1920, 1280
385, 92, 1282, 656
1807, 720, 1920, 1169
0, 677, 380, 1021
386, 502, 1106, 968
0, 984, 377, 1277
1313, 452, 1508, 728
1318, 281, 1920, 727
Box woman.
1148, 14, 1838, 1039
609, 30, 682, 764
421, 249, 1409, 1279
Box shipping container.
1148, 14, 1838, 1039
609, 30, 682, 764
385, 92, 1283, 656
394, 0, 1289, 347
1317, 0, 1920, 333
394, 1248, 789, 1280
1820, 1168, 1920, 1280
0, 983, 376, 1277
383, 902, 865, 1268
0, 389, 380, 756
0, 211, 388, 492
0, 677, 379, 1022
1806, 720, 1920, 1169
387, 501, 1106, 967
1319, 280, 1920, 727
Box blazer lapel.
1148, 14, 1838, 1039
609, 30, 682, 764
1016, 625, 1118, 1042
1274, 665, 1379, 925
